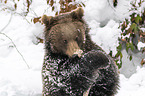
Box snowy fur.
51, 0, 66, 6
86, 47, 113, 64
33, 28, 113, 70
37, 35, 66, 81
42, 7, 119, 96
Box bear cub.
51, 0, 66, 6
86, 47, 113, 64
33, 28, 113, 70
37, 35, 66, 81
42, 7, 119, 96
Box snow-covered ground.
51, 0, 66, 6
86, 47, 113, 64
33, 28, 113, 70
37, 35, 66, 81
0, 0, 145, 96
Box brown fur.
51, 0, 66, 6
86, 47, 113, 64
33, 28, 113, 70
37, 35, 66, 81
42, 7, 119, 96
42, 7, 87, 57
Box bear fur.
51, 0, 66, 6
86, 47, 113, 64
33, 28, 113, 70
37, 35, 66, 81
42, 7, 119, 96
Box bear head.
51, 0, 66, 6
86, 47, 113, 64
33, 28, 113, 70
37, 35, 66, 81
42, 7, 87, 57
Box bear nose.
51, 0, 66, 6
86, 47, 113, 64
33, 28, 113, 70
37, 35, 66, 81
73, 49, 83, 58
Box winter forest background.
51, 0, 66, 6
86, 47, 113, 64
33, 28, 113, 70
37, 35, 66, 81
0, 0, 145, 96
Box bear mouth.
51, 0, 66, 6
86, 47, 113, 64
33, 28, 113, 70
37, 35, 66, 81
66, 48, 84, 58
73, 49, 83, 58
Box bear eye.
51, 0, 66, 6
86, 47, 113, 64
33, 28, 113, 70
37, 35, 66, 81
75, 36, 79, 41
64, 40, 68, 44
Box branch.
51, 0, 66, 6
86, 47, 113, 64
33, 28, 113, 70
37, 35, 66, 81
107, 0, 116, 12
0, 13, 30, 69
0, 33, 30, 69
0, 13, 13, 33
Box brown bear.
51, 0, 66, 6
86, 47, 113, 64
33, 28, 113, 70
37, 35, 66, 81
42, 7, 119, 96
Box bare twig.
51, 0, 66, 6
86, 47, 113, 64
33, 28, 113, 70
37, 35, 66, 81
0, 13, 13, 33
0, 33, 30, 69
14, 12, 31, 24
0, 13, 30, 69
107, 0, 116, 12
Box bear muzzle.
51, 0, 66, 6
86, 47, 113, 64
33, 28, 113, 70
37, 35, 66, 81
66, 41, 83, 58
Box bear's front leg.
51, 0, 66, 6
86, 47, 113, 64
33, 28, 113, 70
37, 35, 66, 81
65, 51, 105, 96
78, 50, 119, 96
68, 73, 93, 96
70, 50, 112, 96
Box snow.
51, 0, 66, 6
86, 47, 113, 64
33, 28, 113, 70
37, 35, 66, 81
120, 49, 145, 78
0, 70, 42, 96
138, 42, 145, 51
0, 0, 145, 96
117, 67, 145, 96
90, 19, 121, 56
84, 0, 131, 26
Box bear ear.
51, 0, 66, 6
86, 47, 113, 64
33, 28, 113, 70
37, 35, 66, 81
41, 15, 53, 25
71, 7, 84, 20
